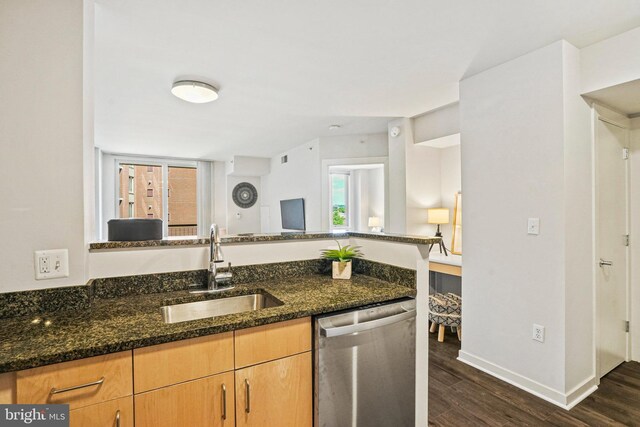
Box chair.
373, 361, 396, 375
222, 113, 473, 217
428, 293, 461, 342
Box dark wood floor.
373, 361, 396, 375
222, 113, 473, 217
428, 329, 640, 426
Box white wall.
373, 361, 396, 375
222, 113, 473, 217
581, 27, 640, 94
439, 145, 461, 245
213, 161, 228, 231
405, 143, 441, 236
226, 156, 270, 176
562, 42, 596, 393
0, 0, 88, 293
319, 133, 388, 159
388, 118, 452, 237
335, 166, 385, 232
368, 167, 385, 228
459, 41, 594, 407
226, 175, 261, 234
413, 102, 460, 143
262, 133, 389, 233
262, 139, 322, 232
387, 119, 409, 233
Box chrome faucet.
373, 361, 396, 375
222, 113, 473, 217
191, 224, 234, 293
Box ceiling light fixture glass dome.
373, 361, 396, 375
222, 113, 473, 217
171, 80, 219, 103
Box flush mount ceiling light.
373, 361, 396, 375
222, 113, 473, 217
171, 80, 219, 103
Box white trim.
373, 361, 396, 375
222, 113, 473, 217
565, 376, 599, 409
103, 154, 202, 239
321, 156, 389, 231
590, 106, 599, 384
161, 163, 169, 237
457, 351, 597, 409
328, 171, 351, 231
593, 105, 632, 379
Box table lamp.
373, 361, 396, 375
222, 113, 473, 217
427, 208, 449, 255
368, 216, 382, 233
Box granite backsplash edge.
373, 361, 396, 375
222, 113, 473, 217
0, 258, 416, 319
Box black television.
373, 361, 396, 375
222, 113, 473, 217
280, 198, 306, 231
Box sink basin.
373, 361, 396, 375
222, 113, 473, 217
160, 292, 284, 324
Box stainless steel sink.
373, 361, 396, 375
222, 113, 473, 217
160, 292, 284, 324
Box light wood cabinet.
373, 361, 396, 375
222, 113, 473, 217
133, 332, 234, 393
235, 317, 311, 368
69, 396, 133, 427
0, 372, 15, 404
134, 317, 312, 427
16, 351, 132, 410
9, 316, 313, 427
135, 371, 235, 427
235, 352, 312, 427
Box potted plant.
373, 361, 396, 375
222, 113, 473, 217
321, 241, 363, 280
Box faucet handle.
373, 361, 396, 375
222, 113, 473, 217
227, 262, 232, 272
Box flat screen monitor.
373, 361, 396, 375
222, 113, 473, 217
280, 198, 306, 231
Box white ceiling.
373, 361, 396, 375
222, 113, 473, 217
94, 0, 640, 160
584, 79, 640, 116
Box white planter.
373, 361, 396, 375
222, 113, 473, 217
332, 261, 352, 280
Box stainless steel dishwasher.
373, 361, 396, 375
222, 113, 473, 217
314, 298, 416, 427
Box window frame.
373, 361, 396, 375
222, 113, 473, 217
329, 171, 351, 230
114, 156, 198, 238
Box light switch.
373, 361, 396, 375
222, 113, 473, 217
528, 218, 540, 235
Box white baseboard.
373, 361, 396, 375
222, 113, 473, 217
457, 350, 597, 410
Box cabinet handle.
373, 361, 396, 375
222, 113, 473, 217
115, 409, 121, 427
244, 379, 251, 413
50, 377, 105, 395
599, 259, 613, 267
221, 383, 227, 420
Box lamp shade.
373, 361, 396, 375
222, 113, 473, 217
368, 216, 381, 227
427, 208, 450, 225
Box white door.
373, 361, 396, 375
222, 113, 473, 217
596, 118, 629, 379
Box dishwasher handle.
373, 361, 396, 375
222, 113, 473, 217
319, 307, 415, 338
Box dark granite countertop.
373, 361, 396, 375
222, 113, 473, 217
0, 274, 415, 374
89, 231, 440, 250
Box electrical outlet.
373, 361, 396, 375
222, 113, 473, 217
533, 324, 545, 343
34, 249, 69, 280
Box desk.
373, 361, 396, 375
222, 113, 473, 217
429, 253, 462, 277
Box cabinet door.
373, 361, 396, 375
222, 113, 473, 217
235, 352, 312, 427
135, 371, 234, 427
70, 396, 133, 427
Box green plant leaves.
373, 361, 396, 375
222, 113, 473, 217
320, 240, 363, 262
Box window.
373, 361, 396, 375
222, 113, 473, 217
115, 159, 198, 238
330, 172, 350, 229
168, 166, 197, 237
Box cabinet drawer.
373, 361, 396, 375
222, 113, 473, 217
16, 351, 132, 410
133, 332, 234, 393
70, 396, 133, 427
235, 317, 311, 368
135, 371, 235, 427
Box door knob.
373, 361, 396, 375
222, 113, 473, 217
599, 259, 613, 267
